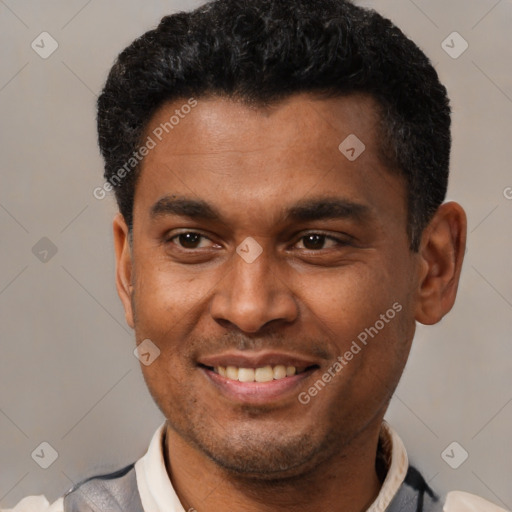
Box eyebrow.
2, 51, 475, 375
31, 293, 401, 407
150, 195, 371, 224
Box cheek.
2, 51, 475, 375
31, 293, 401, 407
299, 259, 413, 386
300, 259, 406, 336
139, 356, 198, 429
133, 256, 217, 331
131, 258, 226, 403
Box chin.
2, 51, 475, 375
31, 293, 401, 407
189, 424, 330, 480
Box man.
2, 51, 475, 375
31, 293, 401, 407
5, 0, 509, 511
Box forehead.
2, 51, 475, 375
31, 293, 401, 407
133, 93, 405, 230
142, 92, 383, 160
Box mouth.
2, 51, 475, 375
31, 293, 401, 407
197, 352, 321, 405
200, 364, 313, 382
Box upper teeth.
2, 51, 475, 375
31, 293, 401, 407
214, 365, 300, 382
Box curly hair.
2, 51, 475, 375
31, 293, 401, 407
97, 0, 451, 251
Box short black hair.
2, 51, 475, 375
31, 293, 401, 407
97, 0, 451, 251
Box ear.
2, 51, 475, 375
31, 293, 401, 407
415, 202, 467, 325
113, 213, 135, 329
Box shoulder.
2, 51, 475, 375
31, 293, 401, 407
0, 464, 139, 512
392, 465, 509, 512
64, 461, 136, 494
444, 490, 510, 512
0, 495, 63, 512
62, 462, 143, 512
1, 462, 144, 512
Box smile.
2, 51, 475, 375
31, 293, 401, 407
211, 364, 308, 383
197, 352, 321, 405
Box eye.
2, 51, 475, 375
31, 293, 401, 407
166, 231, 350, 252
294, 233, 348, 251
167, 232, 216, 250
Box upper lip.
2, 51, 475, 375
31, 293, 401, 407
198, 351, 321, 369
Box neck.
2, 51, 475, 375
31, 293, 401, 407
164, 420, 385, 512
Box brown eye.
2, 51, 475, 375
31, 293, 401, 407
168, 232, 215, 249
296, 234, 343, 251
302, 234, 326, 250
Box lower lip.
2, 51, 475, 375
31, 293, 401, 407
201, 367, 316, 405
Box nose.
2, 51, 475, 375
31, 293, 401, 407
209, 242, 299, 333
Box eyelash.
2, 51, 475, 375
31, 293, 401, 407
165, 231, 351, 251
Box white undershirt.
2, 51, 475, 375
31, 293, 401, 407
135, 419, 410, 512
2, 421, 508, 511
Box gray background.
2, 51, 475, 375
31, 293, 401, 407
0, 0, 511, 508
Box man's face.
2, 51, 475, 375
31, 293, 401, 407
119, 93, 421, 477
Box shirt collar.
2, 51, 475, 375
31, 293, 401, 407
134, 419, 409, 512
367, 419, 409, 511
135, 422, 186, 512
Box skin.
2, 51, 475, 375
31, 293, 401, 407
113, 93, 467, 511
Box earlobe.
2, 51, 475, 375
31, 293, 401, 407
415, 202, 467, 325
113, 213, 135, 329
